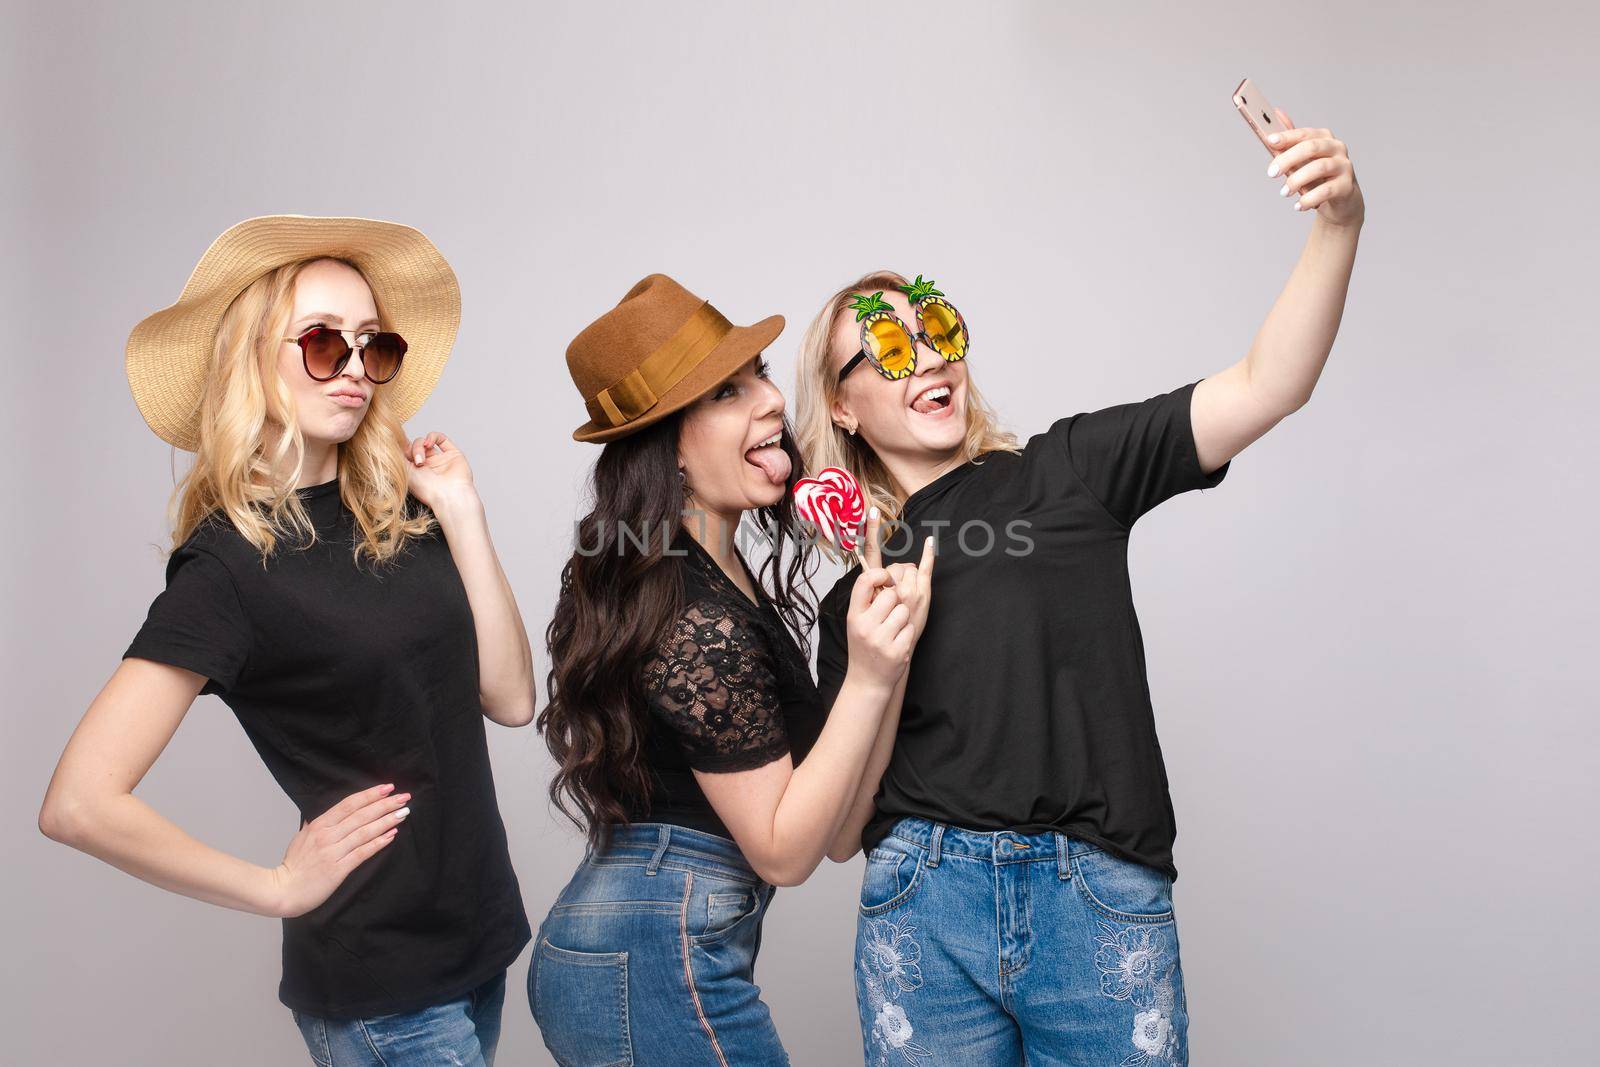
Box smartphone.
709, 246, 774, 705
1233, 78, 1289, 155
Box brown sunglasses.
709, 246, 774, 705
283, 325, 408, 384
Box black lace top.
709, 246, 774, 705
629, 527, 825, 839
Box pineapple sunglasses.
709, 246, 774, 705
836, 275, 971, 383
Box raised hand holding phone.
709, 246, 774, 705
1234, 77, 1364, 227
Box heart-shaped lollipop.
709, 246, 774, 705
793, 466, 866, 557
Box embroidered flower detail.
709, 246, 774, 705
1133, 1009, 1171, 1054
1094, 921, 1185, 1065
858, 917, 931, 1065
1117, 1004, 1183, 1066
876, 1003, 914, 1048
1093, 921, 1165, 1006
862, 915, 924, 994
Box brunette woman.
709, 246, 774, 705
531, 273, 934, 1065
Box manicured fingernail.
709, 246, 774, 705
869, 506, 879, 520
380, 783, 395, 794
396, 807, 410, 820
1280, 183, 1292, 197
1267, 162, 1279, 177
1294, 201, 1305, 211
1268, 133, 1281, 145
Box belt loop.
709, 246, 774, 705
645, 824, 670, 876
927, 823, 945, 868
1056, 834, 1071, 881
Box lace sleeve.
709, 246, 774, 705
641, 599, 791, 772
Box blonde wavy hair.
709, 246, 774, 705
792, 270, 1020, 524
165, 257, 436, 566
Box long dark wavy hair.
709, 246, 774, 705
538, 410, 818, 846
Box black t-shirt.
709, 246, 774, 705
122, 477, 531, 1018
628, 527, 825, 839
816, 379, 1229, 881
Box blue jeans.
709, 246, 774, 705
290, 969, 506, 1066
529, 823, 787, 1066
855, 818, 1190, 1066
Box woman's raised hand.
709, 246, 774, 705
268, 783, 410, 918
403, 430, 478, 512
845, 510, 918, 687
1267, 106, 1363, 227
886, 535, 935, 642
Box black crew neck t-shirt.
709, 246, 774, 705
628, 527, 826, 840
122, 477, 531, 1018
816, 379, 1229, 881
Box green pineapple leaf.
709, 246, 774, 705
848, 291, 894, 322
898, 275, 944, 303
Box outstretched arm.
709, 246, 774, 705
1193, 112, 1364, 473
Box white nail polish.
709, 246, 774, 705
1267, 163, 1279, 178
396, 807, 410, 820
1280, 184, 1292, 197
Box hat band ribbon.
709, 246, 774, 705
585, 302, 734, 428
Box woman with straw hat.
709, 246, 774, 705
529, 273, 935, 1065
38, 216, 534, 1065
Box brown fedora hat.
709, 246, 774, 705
567, 273, 784, 444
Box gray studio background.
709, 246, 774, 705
5, 2, 1595, 1064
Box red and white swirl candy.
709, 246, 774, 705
793, 466, 866, 554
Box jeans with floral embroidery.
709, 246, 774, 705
855, 818, 1189, 1067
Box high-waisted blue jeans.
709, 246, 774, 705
855, 817, 1190, 1066
291, 969, 506, 1066
529, 823, 786, 1066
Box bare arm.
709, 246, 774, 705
825, 537, 934, 862
1193, 116, 1364, 473
700, 533, 936, 885
696, 666, 900, 887
38, 658, 408, 917
406, 433, 537, 727
825, 671, 906, 863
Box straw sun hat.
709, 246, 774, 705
125, 215, 461, 451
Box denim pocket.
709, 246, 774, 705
694, 887, 761, 945
290, 1010, 332, 1067
858, 842, 923, 916
532, 937, 633, 1067
1070, 847, 1175, 924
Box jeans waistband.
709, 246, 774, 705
883, 817, 1105, 876
591, 822, 757, 881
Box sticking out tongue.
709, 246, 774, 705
746, 445, 792, 485
912, 393, 946, 415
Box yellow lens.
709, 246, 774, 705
920, 300, 967, 359
865, 317, 915, 377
